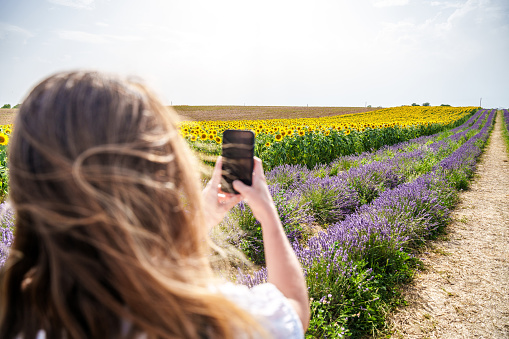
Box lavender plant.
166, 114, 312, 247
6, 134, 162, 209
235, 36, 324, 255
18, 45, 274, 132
296, 176, 359, 225
226, 184, 314, 265
0, 202, 15, 268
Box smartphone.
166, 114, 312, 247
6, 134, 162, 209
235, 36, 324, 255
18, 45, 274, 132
221, 130, 255, 194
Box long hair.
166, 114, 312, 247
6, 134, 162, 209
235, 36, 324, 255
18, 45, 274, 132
0, 71, 262, 338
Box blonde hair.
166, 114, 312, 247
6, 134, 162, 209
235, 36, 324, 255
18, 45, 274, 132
0, 71, 263, 338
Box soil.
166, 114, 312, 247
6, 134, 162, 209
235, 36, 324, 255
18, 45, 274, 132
388, 112, 509, 338
0, 109, 17, 125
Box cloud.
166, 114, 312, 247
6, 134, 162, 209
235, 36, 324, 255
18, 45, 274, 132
429, 1, 463, 8
47, 0, 95, 10
0, 23, 34, 43
435, 0, 485, 31
56, 30, 143, 43
372, 0, 410, 7
57, 30, 108, 43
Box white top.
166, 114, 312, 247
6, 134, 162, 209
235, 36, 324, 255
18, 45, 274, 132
218, 282, 304, 338
27, 283, 304, 339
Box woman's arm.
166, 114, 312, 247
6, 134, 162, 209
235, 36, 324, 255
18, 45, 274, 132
233, 158, 310, 331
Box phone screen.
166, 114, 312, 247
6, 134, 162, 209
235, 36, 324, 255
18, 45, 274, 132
221, 130, 255, 194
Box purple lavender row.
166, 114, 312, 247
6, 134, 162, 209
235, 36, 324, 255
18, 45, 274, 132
0, 202, 15, 268
237, 109, 495, 287
437, 109, 496, 174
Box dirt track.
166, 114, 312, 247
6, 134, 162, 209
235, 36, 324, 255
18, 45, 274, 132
389, 112, 509, 338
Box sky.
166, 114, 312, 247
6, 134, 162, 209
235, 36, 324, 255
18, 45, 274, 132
0, 0, 508, 108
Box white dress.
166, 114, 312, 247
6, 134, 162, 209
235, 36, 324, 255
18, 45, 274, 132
28, 283, 304, 339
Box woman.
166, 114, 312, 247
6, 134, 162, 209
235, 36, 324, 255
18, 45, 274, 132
0, 71, 309, 338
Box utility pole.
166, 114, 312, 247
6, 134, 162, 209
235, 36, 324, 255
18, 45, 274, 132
480, 97, 482, 107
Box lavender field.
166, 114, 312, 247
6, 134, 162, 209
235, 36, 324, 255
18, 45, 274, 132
221, 109, 496, 337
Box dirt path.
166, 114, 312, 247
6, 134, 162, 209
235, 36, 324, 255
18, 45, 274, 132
389, 111, 509, 338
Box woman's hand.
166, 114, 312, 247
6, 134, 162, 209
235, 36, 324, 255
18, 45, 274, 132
202, 156, 243, 229
232, 157, 278, 224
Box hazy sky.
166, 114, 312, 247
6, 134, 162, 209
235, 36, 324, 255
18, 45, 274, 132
1, 0, 508, 108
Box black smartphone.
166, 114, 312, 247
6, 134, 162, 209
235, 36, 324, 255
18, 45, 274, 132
221, 130, 255, 194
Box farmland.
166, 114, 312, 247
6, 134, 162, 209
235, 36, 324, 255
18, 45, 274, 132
0, 106, 376, 125
1, 105, 503, 338
173, 105, 379, 121
0, 109, 17, 125
218, 108, 495, 337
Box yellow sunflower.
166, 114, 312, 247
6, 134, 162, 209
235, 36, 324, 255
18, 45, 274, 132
275, 134, 283, 141
0, 133, 9, 145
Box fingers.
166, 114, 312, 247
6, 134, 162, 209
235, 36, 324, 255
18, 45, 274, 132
233, 179, 254, 199
210, 156, 223, 187
252, 157, 266, 181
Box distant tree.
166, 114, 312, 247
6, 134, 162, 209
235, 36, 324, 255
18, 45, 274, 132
411, 103, 419, 106
440, 104, 451, 107
13, 103, 21, 108
423, 102, 430, 106
1, 104, 11, 109
367, 105, 372, 108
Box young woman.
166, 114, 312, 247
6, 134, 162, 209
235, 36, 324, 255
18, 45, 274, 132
0, 71, 309, 338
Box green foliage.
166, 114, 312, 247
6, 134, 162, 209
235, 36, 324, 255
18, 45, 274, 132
0, 145, 9, 202
501, 111, 509, 154
422, 102, 430, 106
411, 103, 419, 106
13, 104, 20, 108
1, 104, 11, 109
305, 256, 411, 338
307, 299, 350, 338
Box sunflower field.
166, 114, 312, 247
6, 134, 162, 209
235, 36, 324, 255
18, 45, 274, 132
180, 106, 479, 169
0, 124, 11, 202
